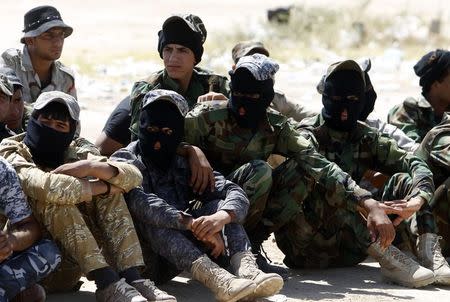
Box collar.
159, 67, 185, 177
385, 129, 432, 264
21, 46, 35, 72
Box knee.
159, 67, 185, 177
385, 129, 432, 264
249, 160, 273, 184
34, 239, 62, 269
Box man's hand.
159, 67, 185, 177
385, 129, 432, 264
192, 211, 231, 240
186, 145, 215, 194
383, 197, 425, 226
202, 233, 225, 258
362, 198, 396, 249
197, 92, 228, 102
0, 231, 13, 263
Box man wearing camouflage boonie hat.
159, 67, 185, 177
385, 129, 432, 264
96, 13, 229, 156
388, 49, 450, 143
185, 54, 395, 277
0, 67, 29, 136
279, 59, 449, 288
0, 5, 76, 105
111, 89, 283, 300
0, 74, 16, 141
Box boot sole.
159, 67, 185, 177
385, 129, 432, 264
434, 276, 450, 286
252, 277, 284, 298
382, 275, 435, 288
220, 283, 257, 302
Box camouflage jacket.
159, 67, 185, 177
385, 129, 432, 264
0, 47, 76, 104
110, 141, 249, 230
129, 67, 229, 138
299, 114, 434, 203
387, 97, 445, 143
0, 156, 31, 228
0, 133, 142, 205
415, 113, 450, 186
185, 101, 371, 212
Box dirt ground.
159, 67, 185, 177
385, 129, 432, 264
2, 0, 450, 301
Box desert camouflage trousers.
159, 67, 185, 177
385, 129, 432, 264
0, 239, 60, 301
137, 199, 251, 284
29, 194, 144, 292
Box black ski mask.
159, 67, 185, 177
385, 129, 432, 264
229, 68, 274, 130
322, 70, 365, 132
138, 101, 184, 170
24, 116, 75, 169
358, 70, 377, 121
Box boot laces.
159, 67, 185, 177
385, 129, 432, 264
114, 279, 140, 299
430, 235, 447, 268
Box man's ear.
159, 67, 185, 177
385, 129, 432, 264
24, 37, 34, 46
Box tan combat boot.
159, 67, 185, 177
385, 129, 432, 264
367, 241, 435, 288
191, 254, 256, 302
417, 233, 450, 285
230, 251, 284, 299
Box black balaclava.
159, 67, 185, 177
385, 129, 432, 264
24, 114, 75, 169
359, 70, 377, 121
322, 70, 365, 132
229, 68, 274, 130
138, 100, 184, 170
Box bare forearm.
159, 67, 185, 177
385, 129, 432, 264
9, 220, 41, 252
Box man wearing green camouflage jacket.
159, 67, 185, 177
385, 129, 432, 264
278, 60, 447, 288
127, 14, 229, 142
185, 54, 396, 276
415, 113, 450, 256
388, 49, 450, 143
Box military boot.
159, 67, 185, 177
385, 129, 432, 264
367, 241, 435, 288
249, 225, 289, 279
191, 254, 256, 302
417, 233, 450, 285
230, 251, 284, 298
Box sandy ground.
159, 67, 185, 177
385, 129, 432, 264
1, 0, 450, 301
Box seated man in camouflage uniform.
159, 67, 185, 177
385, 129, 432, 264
0, 68, 26, 135
231, 41, 317, 122
0, 75, 16, 142
0, 92, 175, 302
388, 49, 450, 143
185, 54, 397, 276
111, 90, 284, 302
415, 113, 450, 256
278, 60, 446, 287
96, 14, 229, 156
0, 157, 60, 302
0, 6, 76, 104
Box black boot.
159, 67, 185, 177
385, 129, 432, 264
248, 224, 290, 280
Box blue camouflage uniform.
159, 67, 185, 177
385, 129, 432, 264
0, 157, 60, 302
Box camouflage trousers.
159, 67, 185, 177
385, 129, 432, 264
0, 239, 60, 301
227, 160, 273, 233
382, 172, 438, 254
426, 177, 450, 256
137, 199, 251, 283
30, 194, 144, 292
